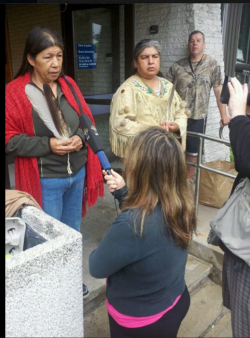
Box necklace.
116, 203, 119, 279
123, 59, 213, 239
188, 54, 204, 79
137, 75, 163, 98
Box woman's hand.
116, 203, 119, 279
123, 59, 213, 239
102, 169, 125, 192
69, 135, 83, 152
50, 137, 76, 155
160, 121, 179, 132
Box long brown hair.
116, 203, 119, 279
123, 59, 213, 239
122, 126, 196, 249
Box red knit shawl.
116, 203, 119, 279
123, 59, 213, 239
5, 72, 104, 216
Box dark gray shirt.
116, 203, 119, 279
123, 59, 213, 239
89, 187, 189, 317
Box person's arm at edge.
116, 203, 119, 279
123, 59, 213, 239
227, 78, 250, 177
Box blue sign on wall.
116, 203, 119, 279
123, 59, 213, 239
77, 44, 97, 69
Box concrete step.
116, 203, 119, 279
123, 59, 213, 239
185, 254, 212, 293
83, 255, 230, 338
177, 279, 232, 338
189, 204, 225, 286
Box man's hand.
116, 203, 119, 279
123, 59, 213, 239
220, 116, 231, 127
214, 85, 231, 127
228, 77, 248, 118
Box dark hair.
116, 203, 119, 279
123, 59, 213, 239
122, 126, 196, 249
133, 39, 162, 61
188, 30, 205, 42
15, 26, 65, 79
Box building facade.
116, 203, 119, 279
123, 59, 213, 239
5, 3, 249, 172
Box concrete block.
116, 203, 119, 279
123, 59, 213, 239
6, 206, 84, 338
185, 254, 212, 292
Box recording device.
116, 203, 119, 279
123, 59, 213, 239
220, 63, 250, 105
79, 114, 112, 175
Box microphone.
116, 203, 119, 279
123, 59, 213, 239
235, 63, 250, 75
79, 114, 112, 175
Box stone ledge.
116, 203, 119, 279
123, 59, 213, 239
189, 233, 224, 285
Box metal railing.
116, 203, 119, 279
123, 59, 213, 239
5, 130, 237, 218
187, 131, 236, 217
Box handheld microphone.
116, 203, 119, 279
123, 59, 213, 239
79, 114, 112, 175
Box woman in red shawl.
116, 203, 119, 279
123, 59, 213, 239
5, 26, 104, 299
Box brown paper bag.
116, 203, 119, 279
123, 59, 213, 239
199, 161, 237, 209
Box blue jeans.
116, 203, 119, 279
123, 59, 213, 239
40, 166, 86, 232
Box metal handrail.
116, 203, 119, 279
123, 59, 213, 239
186, 131, 236, 217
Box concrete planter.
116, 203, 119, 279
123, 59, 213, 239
6, 206, 84, 338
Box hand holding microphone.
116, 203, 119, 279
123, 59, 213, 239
102, 169, 125, 192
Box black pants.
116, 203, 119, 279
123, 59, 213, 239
108, 285, 190, 338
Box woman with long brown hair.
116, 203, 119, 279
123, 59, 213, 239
89, 126, 196, 337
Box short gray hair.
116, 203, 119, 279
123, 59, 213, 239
188, 30, 205, 42
133, 39, 162, 60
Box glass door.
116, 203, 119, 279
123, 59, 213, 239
71, 6, 120, 115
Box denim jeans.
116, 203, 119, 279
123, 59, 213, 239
40, 166, 86, 232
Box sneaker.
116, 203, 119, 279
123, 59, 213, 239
83, 283, 89, 299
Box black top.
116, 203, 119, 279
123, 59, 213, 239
89, 186, 189, 317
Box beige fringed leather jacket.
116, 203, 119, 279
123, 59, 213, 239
109, 75, 190, 157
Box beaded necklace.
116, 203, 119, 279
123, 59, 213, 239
137, 75, 163, 98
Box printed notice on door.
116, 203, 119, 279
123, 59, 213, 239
77, 44, 97, 69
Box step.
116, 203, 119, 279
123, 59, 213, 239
177, 279, 232, 338
185, 254, 212, 292
189, 203, 225, 285
84, 255, 219, 337
190, 233, 224, 285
